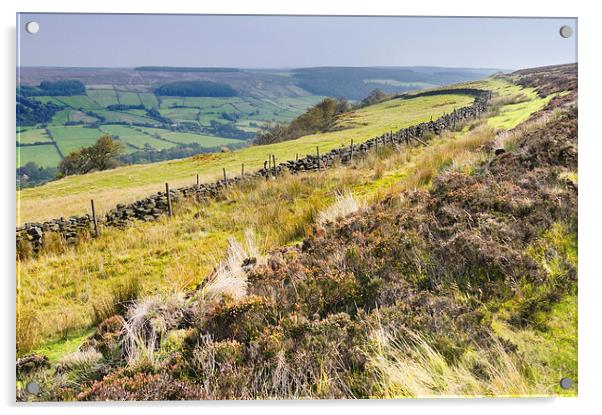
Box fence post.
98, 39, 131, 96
165, 183, 172, 217
223, 168, 227, 184
90, 199, 99, 237
296, 153, 299, 161
272, 154, 276, 170
196, 174, 199, 186
350, 139, 354, 161
241, 163, 245, 177
316, 146, 320, 168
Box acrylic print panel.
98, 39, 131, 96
16, 13, 577, 401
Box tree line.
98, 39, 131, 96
18, 79, 86, 97
154, 80, 237, 97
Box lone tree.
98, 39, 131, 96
58, 135, 124, 177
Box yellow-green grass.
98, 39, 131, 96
490, 222, 578, 396
17, 128, 52, 145
17, 91, 476, 224
17, 145, 63, 168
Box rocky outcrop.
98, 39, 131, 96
16, 90, 490, 256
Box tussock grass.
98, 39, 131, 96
123, 293, 189, 364
367, 326, 549, 398
317, 191, 366, 226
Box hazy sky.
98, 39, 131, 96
17, 14, 577, 69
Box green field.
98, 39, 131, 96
17, 144, 62, 168
92, 109, 157, 125
48, 126, 104, 155
138, 93, 159, 109
87, 89, 119, 107
159, 107, 200, 122
68, 110, 98, 124
17, 128, 52, 145
100, 125, 176, 151
50, 109, 71, 125
135, 127, 241, 147
117, 91, 142, 106
54, 95, 101, 110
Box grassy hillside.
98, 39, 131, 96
17, 68, 577, 400
18, 83, 543, 225
19, 76, 551, 349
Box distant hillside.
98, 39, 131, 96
135, 66, 241, 73
293, 66, 499, 99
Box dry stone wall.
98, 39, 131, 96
17, 89, 491, 256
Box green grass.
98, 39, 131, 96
138, 93, 159, 109
92, 109, 157, 125
156, 130, 241, 146
48, 126, 104, 155
32, 328, 94, 364
159, 107, 200, 122
17, 128, 52, 145
55, 95, 102, 110
87, 89, 119, 107
68, 110, 98, 124
158, 97, 185, 108
100, 125, 176, 151
17, 145, 63, 168
51, 109, 71, 125
117, 91, 142, 106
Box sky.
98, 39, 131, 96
17, 14, 577, 70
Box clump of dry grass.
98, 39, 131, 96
200, 229, 260, 304
122, 292, 189, 364
367, 326, 549, 398
57, 348, 104, 386
318, 191, 366, 226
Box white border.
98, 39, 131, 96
2, 1, 600, 414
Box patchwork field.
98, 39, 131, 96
18, 86, 325, 170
